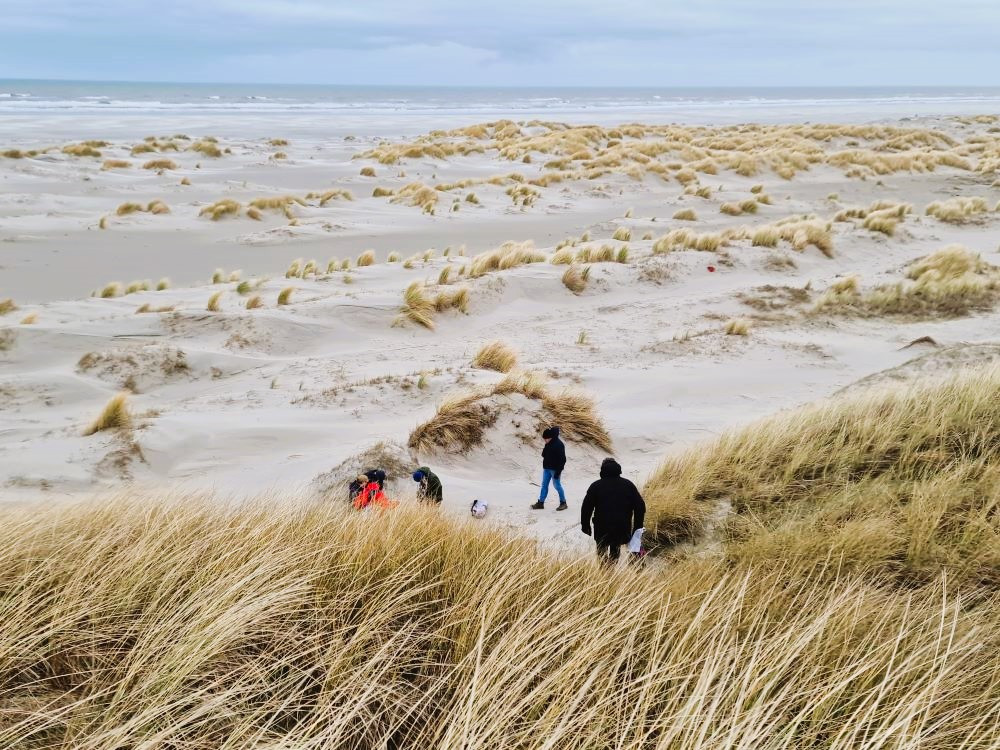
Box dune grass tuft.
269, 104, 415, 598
925, 196, 990, 223
469, 241, 545, 278
206, 291, 223, 312
62, 143, 102, 157
199, 199, 241, 221
116, 202, 145, 216
387, 252, 401, 263
101, 159, 131, 170
561, 264, 591, 294
612, 227, 632, 242
815, 245, 998, 317
672, 208, 697, 221
100, 282, 122, 298
142, 159, 177, 171
473, 341, 518, 373
357, 250, 376, 267
82, 392, 131, 435
277, 287, 294, 306
19, 312, 38, 324
146, 199, 170, 215
724, 318, 752, 336
411, 373, 610, 454
246, 295, 264, 310
0, 298, 17, 315
401, 282, 435, 329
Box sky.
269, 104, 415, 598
4, 0, 1000, 87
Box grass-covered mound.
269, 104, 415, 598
644, 364, 1000, 588
1, 494, 998, 748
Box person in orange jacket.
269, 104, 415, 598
351, 474, 397, 511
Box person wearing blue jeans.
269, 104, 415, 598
531, 426, 568, 511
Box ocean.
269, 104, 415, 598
3, 81, 1000, 122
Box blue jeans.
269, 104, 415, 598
539, 469, 566, 504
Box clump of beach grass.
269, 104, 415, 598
473, 341, 518, 373
724, 318, 752, 336
206, 291, 223, 312
100, 282, 123, 299
246, 295, 264, 310
116, 202, 145, 216
815, 245, 998, 317
156, 278, 170, 291
189, 140, 222, 158
19, 312, 38, 325
561, 264, 591, 294
142, 159, 178, 171
101, 159, 131, 170
199, 199, 241, 221
357, 250, 376, 267
410, 373, 611, 454
277, 287, 294, 306
0, 299, 18, 316
82, 392, 131, 435
612, 227, 632, 242
469, 241, 545, 278
925, 196, 990, 223
146, 200, 170, 215
62, 143, 102, 157
672, 209, 697, 221
400, 282, 435, 329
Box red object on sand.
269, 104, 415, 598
707, 265, 716, 272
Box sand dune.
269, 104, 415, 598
2, 115, 1000, 555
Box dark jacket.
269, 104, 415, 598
581, 459, 646, 546
416, 465, 443, 504
541, 427, 566, 474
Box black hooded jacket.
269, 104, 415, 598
541, 427, 566, 474
581, 459, 646, 546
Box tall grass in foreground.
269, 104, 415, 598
0, 495, 997, 748
644, 364, 1000, 590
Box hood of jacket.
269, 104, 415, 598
543, 426, 561, 440
417, 465, 432, 475
599, 458, 622, 479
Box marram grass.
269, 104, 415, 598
0, 494, 996, 748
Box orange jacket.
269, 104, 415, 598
352, 481, 397, 511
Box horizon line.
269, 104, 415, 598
3, 78, 998, 90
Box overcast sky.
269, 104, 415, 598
4, 0, 1000, 86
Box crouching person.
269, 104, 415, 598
352, 474, 396, 511
412, 466, 443, 504
580, 458, 646, 567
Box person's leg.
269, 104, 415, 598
608, 544, 621, 563
552, 473, 567, 504
595, 540, 608, 561
538, 468, 553, 502
596, 539, 616, 567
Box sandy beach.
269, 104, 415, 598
2, 110, 999, 556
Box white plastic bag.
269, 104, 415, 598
628, 527, 644, 554
470, 499, 488, 518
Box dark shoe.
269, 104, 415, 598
556, 502, 568, 511
530, 501, 545, 510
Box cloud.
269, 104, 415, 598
3, 0, 1000, 85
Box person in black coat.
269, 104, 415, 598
580, 458, 646, 565
531, 426, 568, 511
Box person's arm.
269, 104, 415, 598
631, 481, 646, 532
430, 474, 443, 502
580, 483, 595, 535
554, 441, 567, 475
